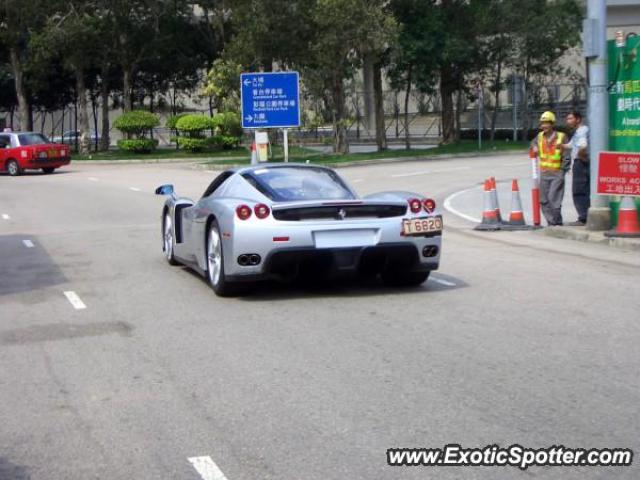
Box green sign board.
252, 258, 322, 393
608, 38, 640, 152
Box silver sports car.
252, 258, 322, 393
155, 163, 442, 296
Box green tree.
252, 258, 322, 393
203, 58, 243, 112
33, 0, 103, 153
0, 0, 48, 130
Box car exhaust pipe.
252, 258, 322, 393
238, 254, 261, 266
422, 246, 439, 258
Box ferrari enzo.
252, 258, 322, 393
156, 164, 442, 296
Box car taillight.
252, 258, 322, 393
408, 198, 422, 213
236, 204, 252, 220
423, 198, 436, 213
254, 203, 270, 219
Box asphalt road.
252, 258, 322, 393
1, 154, 639, 480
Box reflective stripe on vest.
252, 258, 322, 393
538, 131, 565, 170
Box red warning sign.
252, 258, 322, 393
597, 151, 640, 196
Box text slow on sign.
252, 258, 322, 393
597, 151, 640, 196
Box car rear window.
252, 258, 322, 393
242, 167, 355, 202
18, 133, 50, 146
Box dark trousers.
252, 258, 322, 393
572, 159, 590, 223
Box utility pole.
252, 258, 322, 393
585, 0, 610, 230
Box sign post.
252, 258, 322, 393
241, 72, 301, 163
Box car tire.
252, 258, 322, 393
162, 212, 179, 266
381, 270, 430, 287
206, 220, 238, 296
42, 167, 56, 174
6, 160, 21, 176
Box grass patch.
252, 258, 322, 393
72, 140, 528, 164
203, 140, 529, 166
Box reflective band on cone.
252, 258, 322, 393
489, 177, 503, 223
502, 179, 533, 231
475, 179, 501, 231
604, 196, 640, 238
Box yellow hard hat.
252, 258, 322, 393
539, 111, 556, 124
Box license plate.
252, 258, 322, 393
402, 216, 443, 236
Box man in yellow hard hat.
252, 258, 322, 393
530, 111, 570, 226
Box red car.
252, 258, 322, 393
0, 131, 71, 176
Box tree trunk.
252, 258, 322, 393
490, 60, 502, 142
440, 67, 456, 144
362, 54, 376, 135
123, 67, 133, 112
100, 65, 110, 151
91, 93, 99, 151
75, 70, 91, 154
9, 47, 31, 131
332, 75, 349, 154
373, 61, 387, 151
455, 90, 462, 142
404, 65, 413, 150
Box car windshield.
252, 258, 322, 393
18, 133, 50, 146
242, 167, 355, 202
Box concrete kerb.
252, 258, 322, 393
76, 157, 242, 166
443, 180, 640, 252
537, 226, 640, 251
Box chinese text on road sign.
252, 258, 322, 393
597, 151, 640, 196
241, 72, 300, 129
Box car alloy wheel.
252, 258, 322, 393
7, 160, 20, 176
163, 213, 178, 265
207, 225, 222, 287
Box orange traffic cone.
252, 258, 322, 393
475, 179, 501, 231
489, 177, 503, 223
605, 196, 640, 238
502, 179, 532, 230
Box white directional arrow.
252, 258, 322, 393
243, 79, 251, 87
245, 115, 253, 122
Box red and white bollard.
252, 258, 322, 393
530, 148, 541, 227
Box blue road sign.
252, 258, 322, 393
240, 72, 300, 129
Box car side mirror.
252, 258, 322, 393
155, 184, 174, 196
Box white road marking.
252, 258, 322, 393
188, 456, 229, 480
63, 291, 87, 310
430, 277, 457, 287
22, 240, 34, 248
391, 170, 431, 178
351, 179, 364, 184
391, 166, 471, 178
432, 166, 471, 173
88, 177, 99, 182
443, 187, 482, 223
129, 187, 141, 192
2, 214, 10, 220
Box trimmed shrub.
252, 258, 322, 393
175, 114, 213, 137
213, 111, 242, 137
117, 138, 158, 153
113, 110, 160, 138
177, 137, 208, 152
166, 113, 189, 130
208, 135, 241, 150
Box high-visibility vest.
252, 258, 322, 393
537, 131, 566, 170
